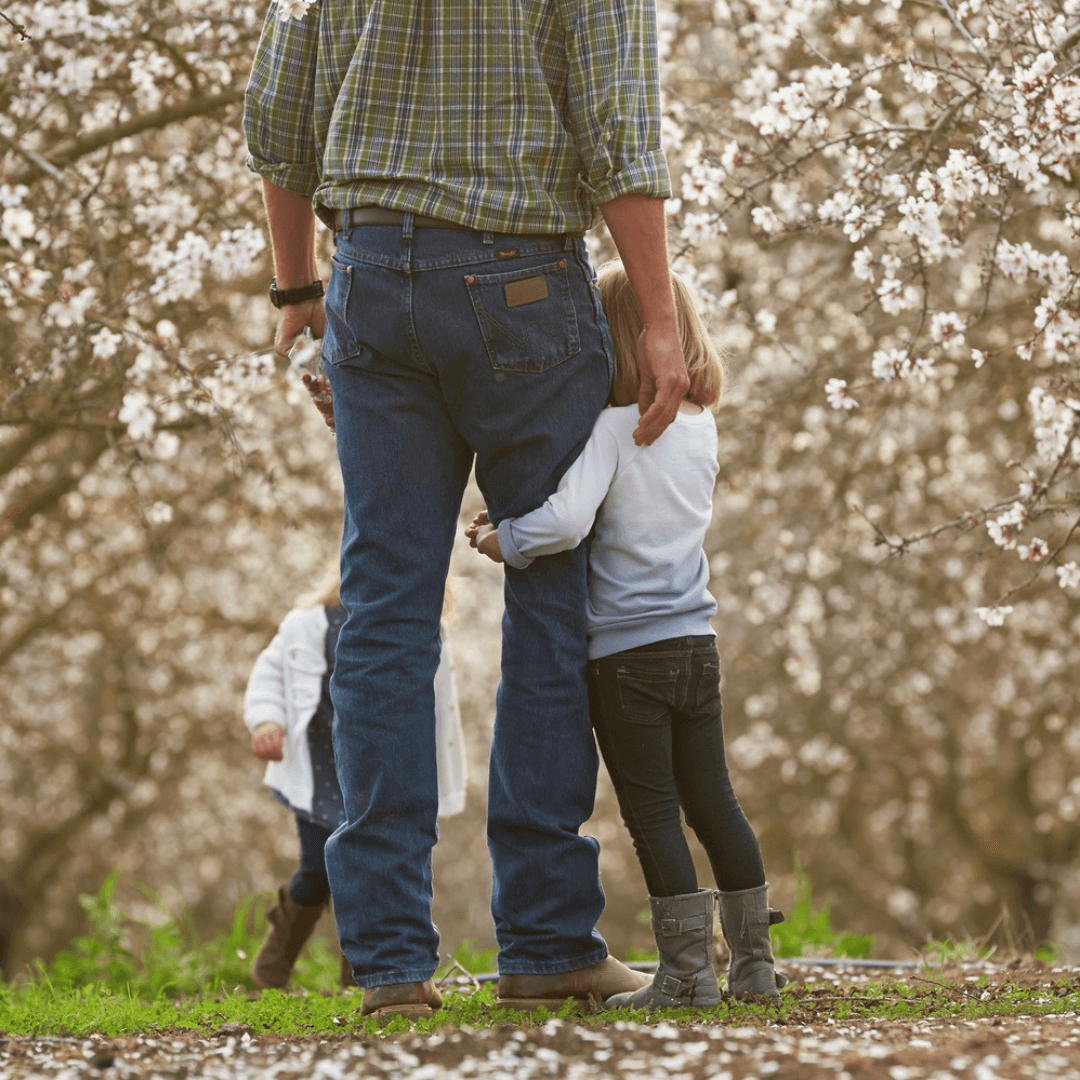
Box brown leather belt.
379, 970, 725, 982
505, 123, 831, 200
331, 206, 474, 231
325, 205, 584, 239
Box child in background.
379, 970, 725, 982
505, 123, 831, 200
467, 261, 784, 1009
244, 561, 467, 990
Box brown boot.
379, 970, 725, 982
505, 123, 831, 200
250, 886, 326, 990
498, 956, 651, 1011
360, 979, 442, 1018
339, 946, 355, 988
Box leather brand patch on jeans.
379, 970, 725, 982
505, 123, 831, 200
504, 274, 549, 307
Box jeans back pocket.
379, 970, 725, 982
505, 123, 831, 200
465, 259, 581, 373
615, 665, 679, 726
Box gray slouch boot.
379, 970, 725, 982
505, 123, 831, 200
604, 890, 721, 1010
717, 884, 786, 1006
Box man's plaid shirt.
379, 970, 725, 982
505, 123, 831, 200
244, 0, 671, 235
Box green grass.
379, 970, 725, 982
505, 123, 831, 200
1, 870, 1072, 1038
5, 973, 1080, 1039
769, 857, 874, 960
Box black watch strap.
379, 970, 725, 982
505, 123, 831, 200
269, 278, 325, 309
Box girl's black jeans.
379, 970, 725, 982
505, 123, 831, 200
288, 816, 334, 907
587, 635, 766, 899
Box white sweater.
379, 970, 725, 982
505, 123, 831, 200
243, 606, 467, 817
498, 404, 718, 660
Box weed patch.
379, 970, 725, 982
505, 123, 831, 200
3, 870, 1075, 1041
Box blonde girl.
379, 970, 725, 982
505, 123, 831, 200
467, 260, 784, 1010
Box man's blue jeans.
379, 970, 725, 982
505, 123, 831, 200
321, 216, 613, 987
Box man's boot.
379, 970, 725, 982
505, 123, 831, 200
605, 890, 721, 1010
497, 956, 650, 1011
250, 886, 326, 990
339, 947, 355, 988
717, 884, 785, 1006
361, 979, 443, 1018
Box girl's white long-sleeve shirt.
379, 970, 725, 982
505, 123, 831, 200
243, 606, 467, 817
498, 404, 718, 660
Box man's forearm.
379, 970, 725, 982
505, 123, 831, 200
262, 180, 319, 288
599, 194, 678, 334
599, 194, 690, 445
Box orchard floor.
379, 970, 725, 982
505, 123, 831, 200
4, 964, 1080, 1079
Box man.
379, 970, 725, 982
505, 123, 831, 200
244, 0, 690, 1017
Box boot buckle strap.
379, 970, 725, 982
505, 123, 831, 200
654, 972, 689, 998
654, 913, 711, 936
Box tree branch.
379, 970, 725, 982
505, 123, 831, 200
7, 90, 245, 187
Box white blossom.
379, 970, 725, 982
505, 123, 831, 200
91, 328, 124, 360
1, 206, 36, 250
987, 502, 1027, 550
45, 286, 96, 328
930, 311, 966, 349
1057, 562, 1080, 590
1017, 538, 1048, 563
872, 348, 905, 381
680, 212, 726, 246
852, 248, 874, 282
145, 501, 174, 525
118, 389, 157, 442
901, 62, 939, 95
277, 0, 316, 21
153, 432, 181, 460
750, 206, 781, 234
976, 605, 1013, 626
825, 378, 857, 410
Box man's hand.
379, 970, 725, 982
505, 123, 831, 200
465, 511, 505, 563
634, 322, 691, 446
275, 298, 326, 359
251, 726, 285, 762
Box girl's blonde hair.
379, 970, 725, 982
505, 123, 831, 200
300, 555, 455, 621
596, 260, 726, 413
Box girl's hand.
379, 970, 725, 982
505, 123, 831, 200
465, 510, 490, 547
473, 524, 504, 563
252, 726, 285, 762
466, 510, 504, 562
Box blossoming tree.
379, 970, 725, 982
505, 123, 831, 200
653, 0, 1079, 951
0, 0, 348, 960
1, 0, 1078, 965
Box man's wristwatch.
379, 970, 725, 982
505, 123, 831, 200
268, 277, 325, 309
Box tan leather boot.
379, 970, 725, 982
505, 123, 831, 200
361, 979, 443, 1017
339, 946, 355, 988
497, 956, 650, 1011
250, 886, 326, 990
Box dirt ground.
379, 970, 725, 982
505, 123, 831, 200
4, 964, 1079, 1079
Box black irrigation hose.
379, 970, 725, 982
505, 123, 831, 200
461, 955, 1002, 984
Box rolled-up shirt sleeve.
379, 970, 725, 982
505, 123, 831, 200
560, 0, 671, 206
243, 1, 322, 198
498, 417, 622, 569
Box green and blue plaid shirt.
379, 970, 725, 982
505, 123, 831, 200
244, 0, 671, 235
